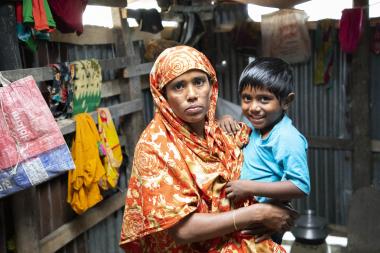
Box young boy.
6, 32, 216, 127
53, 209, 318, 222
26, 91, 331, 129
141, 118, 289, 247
220, 57, 310, 243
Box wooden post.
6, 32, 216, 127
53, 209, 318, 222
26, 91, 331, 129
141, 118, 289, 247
347, 1, 373, 252
0, 3, 40, 253
0, 3, 22, 70
350, 0, 372, 191
11, 188, 40, 253
112, 8, 146, 186
0, 200, 7, 253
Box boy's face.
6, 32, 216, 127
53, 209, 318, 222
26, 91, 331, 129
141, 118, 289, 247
240, 86, 293, 137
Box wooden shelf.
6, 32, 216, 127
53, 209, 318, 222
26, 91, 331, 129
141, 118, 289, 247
58, 99, 143, 135
0, 58, 153, 82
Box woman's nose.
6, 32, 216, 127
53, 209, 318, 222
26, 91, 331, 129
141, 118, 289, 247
186, 85, 198, 101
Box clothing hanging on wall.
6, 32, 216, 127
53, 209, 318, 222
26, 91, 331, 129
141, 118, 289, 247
48, 0, 87, 35
339, 8, 364, 53
97, 108, 122, 190
49, 62, 74, 119
314, 20, 336, 86
71, 59, 102, 116
23, 0, 56, 31
67, 113, 105, 214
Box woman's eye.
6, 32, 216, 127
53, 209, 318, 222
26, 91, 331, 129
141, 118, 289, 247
193, 78, 205, 86
173, 83, 184, 90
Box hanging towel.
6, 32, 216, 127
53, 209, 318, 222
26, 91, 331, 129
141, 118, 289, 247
67, 113, 105, 214
97, 108, 122, 189
71, 59, 102, 115
314, 20, 336, 86
47, 0, 87, 35
23, 0, 56, 31
339, 8, 364, 53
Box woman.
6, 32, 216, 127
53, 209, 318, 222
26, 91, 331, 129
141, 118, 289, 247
119, 46, 296, 252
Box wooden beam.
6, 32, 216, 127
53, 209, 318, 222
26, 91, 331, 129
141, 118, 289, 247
307, 137, 353, 150
87, 0, 127, 7
230, 0, 309, 8
101, 79, 122, 98
371, 140, 380, 153
123, 62, 153, 78
1, 66, 53, 82
169, 5, 215, 13
39, 191, 126, 253
0, 59, 152, 82
50, 26, 116, 45
350, 0, 372, 191
58, 98, 143, 135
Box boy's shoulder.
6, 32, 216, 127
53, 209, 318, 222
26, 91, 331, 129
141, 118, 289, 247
275, 116, 307, 145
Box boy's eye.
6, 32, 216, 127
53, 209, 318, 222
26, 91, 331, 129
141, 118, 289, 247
241, 95, 252, 102
259, 96, 270, 103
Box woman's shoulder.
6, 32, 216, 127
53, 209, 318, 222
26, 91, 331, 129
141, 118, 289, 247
135, 117, 173, 155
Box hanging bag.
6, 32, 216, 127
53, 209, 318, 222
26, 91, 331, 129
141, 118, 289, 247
0, 74, 74, 198
261, 9, 311, 64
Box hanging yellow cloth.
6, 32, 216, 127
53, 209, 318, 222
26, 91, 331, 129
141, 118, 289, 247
97, 108, 123, 189
67, 113, 105, 214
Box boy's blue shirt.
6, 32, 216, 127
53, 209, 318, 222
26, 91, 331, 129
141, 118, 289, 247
240, 114, 310, 202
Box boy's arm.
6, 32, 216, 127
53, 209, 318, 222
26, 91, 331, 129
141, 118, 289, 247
226, 180, 306, 202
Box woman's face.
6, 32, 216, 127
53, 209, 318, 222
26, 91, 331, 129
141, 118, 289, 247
165, 70, 212, 130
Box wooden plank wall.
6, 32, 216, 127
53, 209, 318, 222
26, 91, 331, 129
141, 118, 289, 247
0, 3, 151, 252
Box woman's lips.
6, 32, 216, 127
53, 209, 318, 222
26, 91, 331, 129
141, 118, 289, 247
185, 106, 203, 114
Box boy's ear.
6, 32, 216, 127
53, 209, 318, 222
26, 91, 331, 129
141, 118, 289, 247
282, 93, 295, 111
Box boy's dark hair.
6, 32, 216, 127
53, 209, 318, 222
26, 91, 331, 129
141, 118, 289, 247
238, 57, 294, 101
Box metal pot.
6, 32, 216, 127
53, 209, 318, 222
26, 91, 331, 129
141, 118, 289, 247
291, 209, 328, 245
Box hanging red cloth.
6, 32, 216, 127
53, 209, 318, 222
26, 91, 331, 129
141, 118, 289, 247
339, 8, 364, 53
47, 0, 88, 35
23, 0, 56, 32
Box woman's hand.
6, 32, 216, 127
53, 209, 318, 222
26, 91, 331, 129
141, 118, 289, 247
244, 202, 298, 236
226, 180, 254, 202
218, 115, 240, 135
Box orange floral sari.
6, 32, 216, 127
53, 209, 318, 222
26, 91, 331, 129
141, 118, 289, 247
119, 46, 285, 253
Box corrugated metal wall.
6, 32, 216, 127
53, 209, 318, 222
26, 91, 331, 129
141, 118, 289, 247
205, 5, 352, 225
289, 39, 352, 225
370, 28, 380, 191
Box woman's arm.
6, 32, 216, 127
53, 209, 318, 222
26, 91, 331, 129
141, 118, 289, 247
226, 180, 306, 202
168, 203, 296, 244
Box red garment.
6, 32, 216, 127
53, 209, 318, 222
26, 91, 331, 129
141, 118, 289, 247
47, 0, 87, 34
339, 8, 364, 53
33, 0, 49, 30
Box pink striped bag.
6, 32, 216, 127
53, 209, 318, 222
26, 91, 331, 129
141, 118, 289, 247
0, 74, 74, 198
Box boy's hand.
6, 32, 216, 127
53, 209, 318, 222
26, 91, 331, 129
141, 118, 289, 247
225, 180, 253, 202
218, 115, 240, 135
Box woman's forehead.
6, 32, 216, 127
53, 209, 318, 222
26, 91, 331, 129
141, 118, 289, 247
168, 69, 208, 83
